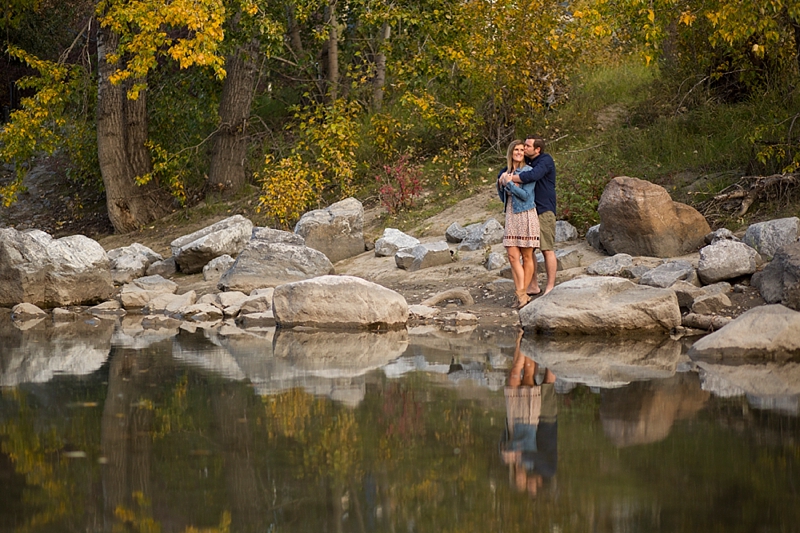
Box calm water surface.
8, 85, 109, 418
0, 317, 798, 532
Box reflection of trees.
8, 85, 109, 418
3, 347, 800, 532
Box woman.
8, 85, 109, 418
497, 140, 540, 309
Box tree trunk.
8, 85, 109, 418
207, 39, 260, 196
326, 0, 339, 100
96, 25, 170, 233
287, 4, 304, 56
372, 22, 390, 111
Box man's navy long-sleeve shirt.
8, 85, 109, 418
517, 153, 556, 215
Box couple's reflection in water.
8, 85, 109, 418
501, 329, 557, 498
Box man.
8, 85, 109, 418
511, 136, 557, 295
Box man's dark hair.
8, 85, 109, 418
525, 136, 546, 153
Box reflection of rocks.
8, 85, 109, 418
272, 328, 408, 376
696, 361, 800, 415
112, 316, 180, 349
600, 373, 710, 447
0, 315, 113, 386
172, 330, 246, 380
524, 335, 684, 388
167, 327, 408, 406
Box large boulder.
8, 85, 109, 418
752, 241, 800, 310
743, 217, 799, 260
687, 304, 800, 361
0, 228, 114, 308
170, 215, 253, 274
273, 275, 408, 329
294, 197, 364, 263
519, 276, 681, 335
697, 239, 759, 284
598, 176, 710, 257
217, 241, 334, 293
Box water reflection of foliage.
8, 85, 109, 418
1, 387, 104, 532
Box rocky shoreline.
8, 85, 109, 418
0, 176, 799, 361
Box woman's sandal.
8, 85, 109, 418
515, 290, 531, 309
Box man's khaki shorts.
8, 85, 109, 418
538, 210, 556, 251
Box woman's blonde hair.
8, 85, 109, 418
506, 139, 525, 173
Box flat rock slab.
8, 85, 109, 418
687, 304, 800, 361
273, 275, 408, 329
519, 276, 681, 335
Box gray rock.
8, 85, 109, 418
374, 228, 420, 257
87, 300, 126, 319
620, 265, 651, 280
671, 280, 731, 309
107, 243, 163, 285
251, 227, 305, 245
294, 197, 364, 263
217, 241, 334, 293
146, 256, 177, 277
586, 253, 634, 276
485, 252, 506, 271
554, 247, 583, 270
751, 241, 800, 310
395, 241, 452, 272
171, 215, 253, 274
181, 303, 224, 322
519, 276, 681, 335
639, 260, 697, 288
705, 228, 739, 244
585, 224, 605, 253
688, 304, 800, 360
598, 177, 710, 257
142, 291, 197, 317
273, 275, 408, 329
0, 228, 114, 308
239, 290, 274, 315
236, 311, 276, 328
203, 254, 235, 282
11, 302, 48, 321
690, 292, 732, 315
458, 218, 505, 251
555, 220, 579, 242
697, 240, 760, 284
119, 275, 178, 308
743, 217, 799, 260
445, 222, 467, 243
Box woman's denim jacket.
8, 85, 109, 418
497, 165, 536, 214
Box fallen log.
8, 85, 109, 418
420, 288, 474, 307
681, 313, 732, 331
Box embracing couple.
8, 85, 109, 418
496, 136, 557, 309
